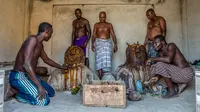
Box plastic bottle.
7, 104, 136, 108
136, 80, 144, 94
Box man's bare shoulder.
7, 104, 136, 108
27, 35, 36, 40
94, 22, 101, 26
83, 18, 90, 24
81, 18, 88, 22
106, 22, 114, 28
168, 43, 177, 50
25, 35, 37, 44
147, 21, 152, 26
73, 19, 77, 22
108, 22, 113, 25
72, 20, 77, 24
96, 22, 101, 24
158, 16, 166, 21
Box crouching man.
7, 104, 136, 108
148, 35, 194, 99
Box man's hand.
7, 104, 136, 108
114, 45, 118, 53
37, 86, 47, 100
148, 76, 159, 84
81, 43, 87, 48
146, 58, 152, 66
144, 41, 147, 46
92, 43, 96, 52
61, 64, 69, 70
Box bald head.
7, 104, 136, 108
99, 11, 106, 16
99, 11, 106, 22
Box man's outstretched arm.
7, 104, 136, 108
40, 45, 64, 69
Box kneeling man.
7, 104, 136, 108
7, 22, 67, 106
148, 35, 194, 98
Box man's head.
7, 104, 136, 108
99, 11, 106, 22
38, 22, 53, 41
153, 35, 166, 51
146, 8, 156, 20
75, 8, 82, 19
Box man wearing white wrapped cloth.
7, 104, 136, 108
92, 11, 118, 80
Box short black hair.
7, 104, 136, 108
154, 35, 166, 42
146, 8, 154, 13
38, 22, 52, 33
75, 8, 82, 13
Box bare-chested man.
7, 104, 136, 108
148, 35, 193, 99
8, 22, 67, 106
144, 9, 166, 59
72, 8, 91, 66
92, 11, 118, 80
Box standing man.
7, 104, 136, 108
144, 8, 166, 59
7, 22, 68, 106
72, 8, 91, 67
92, 11, 118, 79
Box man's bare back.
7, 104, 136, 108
14, 36, 42, 72
162, 43, 189, 68
152, 36, 189, 69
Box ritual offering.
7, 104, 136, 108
48, 46, 99, 91
116, 42, 150, 94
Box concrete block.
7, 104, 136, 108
0, 70, 5, 112
0, 66, 13, 100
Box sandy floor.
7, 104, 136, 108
3, 82, 195, 112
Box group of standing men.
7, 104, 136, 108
71, 9, 117, 79
6, 8, 194, 106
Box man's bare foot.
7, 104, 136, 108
162, 88, 179, 99
4, 86, 18, 101
99, 75, 102, 80
145, 77, 159, 84
178, 83, 187, 94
